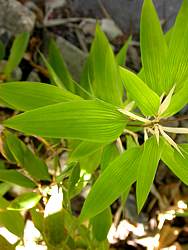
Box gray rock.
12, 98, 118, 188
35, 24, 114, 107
70, 0, 182, 34
101, 18, 123, 40
27, 70, 41, 82
0, 0, 36, 36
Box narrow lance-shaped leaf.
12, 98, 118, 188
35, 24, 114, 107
80, 147, 142, 221
5, 131, 50, 181
88, 24, 123, 105
0, 235, 15, 250
70, 141, 104, 161
3, 100, 127, 142
8, 192, 41, 211
164, 0, 188, 91
44, 211, 67, 248
140, 0, 168, 95
0, 210, 24, 237
136, 136, 162, 212
116, 36, 131, 67
4, 32, 30, 78
120, 67, 160, 116
91, 207, 112, 242
0, 82, 81, 111
79, 148, 103, 174
48, 39, 75, 92
100, 142, 120, 171
0, 169, 36, 188
79, 54, 94, 99
161, 141, 188, 185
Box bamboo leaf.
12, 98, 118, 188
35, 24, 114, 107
0, 210, 24, 237
5, 131, 50, 181
4, 32, 30, 78
161, 141, 188, 185
87, 24, 123, 105
116, 36, 131, 66
119, 67, 160, 116
100, 143, 120, 171
48, 39, 75, 92
4, 100, 127, 142
0, 235, 14, 250
0, 82, 81, 111
164, 0, 188, 91
80, 147, 142, 221
136, 136, 162, 212
70, 141, 104, 161
79, 148, 103, 174
140, 0, 168, 94
44, 211, 67, 248
8, 192, 41, 211
0, 169, 36, 188
91, 207, 112, 241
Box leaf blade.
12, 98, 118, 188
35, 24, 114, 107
4, 32, 30, 78
0, 82, 81, 111
164, 0, 188, 91
120, 67, 160, 116
136, 136, 162, 212
3, 100, 127, 142
48, 39, 75, 92
80, 147, 142, 221
140, 0, 168, 94
0, 169, 36, 188
161, 141, 188, 185
5, 131, 50, 181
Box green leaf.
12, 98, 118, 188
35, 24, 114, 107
70, 141, 104, 161
44, 211, 67, 248
0, 235, 14, 250
0, 82, 81, 111
100, 143, 120, 171
116, 36, 131, 66
0, 135, 16, 163
136, 136, 162, 213
80, 147, 142, 221
88, 24, 123, 105
161, 141, 188, 185
4, 32, 30, 78
119, 67, 160, 116
0, 210, 24, 237
68, 164, 80, 196
79, 55, 94, 99
91, 207, 112, 241
4, 100, 126, 142
161, 79, 188, 117
0, 40, 5, 61
0, 197, 9, 209
30, 208, 44, 234
0, 169, 36, 188
140, 0, 168, 94
164, 0, 188, 91
0, 183, 12, 196
48, 39, 75, 92
80, 148, 103, 174
5, 131, 50, 181
8, 192, 41, 211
